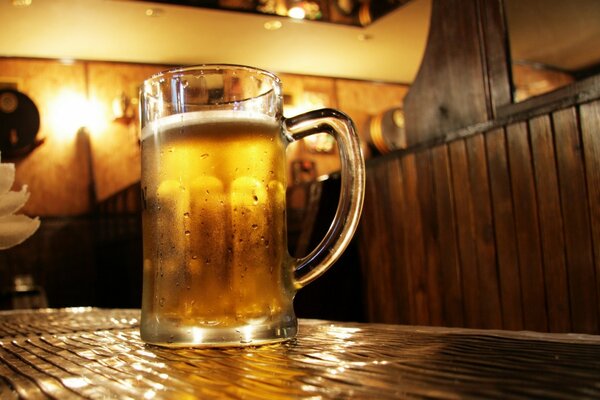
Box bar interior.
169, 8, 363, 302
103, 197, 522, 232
0, 0, 600, 398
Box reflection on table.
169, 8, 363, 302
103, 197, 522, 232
0, 308, 599, 399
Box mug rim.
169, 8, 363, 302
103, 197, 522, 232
144, 63, 281, 87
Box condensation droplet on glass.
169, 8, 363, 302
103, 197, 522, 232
184, 212, 190, 218
200, 153, 209, 159
251, 224, 258, 230
159, 298, 165, 307
185, 230, 191, 236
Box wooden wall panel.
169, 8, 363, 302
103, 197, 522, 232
580, 100, 600, 329
430, 145, 464, 327
448, 140, 482, 328
529, 115, 571, 332
553, 107, 599, 334
415, 150, 443, 326
385, 159, 413, 324
485, 128, 523, 330
357, 159, 408, 323
465, 134, 502, 329
401, 153, 430, 325
360, 98, 600, 333
356, 0, 600, 334
403, 0, 497, 145
505, 122, 548, 331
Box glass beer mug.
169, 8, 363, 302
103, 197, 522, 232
140, 65, 364, 347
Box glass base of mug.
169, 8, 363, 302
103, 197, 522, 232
140, 314, 298, 348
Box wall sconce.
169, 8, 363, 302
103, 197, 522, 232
112, 92, 138, 126
48, 90, 107, 143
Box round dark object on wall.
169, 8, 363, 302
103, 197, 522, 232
0, 89, 41, 158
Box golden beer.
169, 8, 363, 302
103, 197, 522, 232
140, 65, 364, 347
140, 111, 295, 345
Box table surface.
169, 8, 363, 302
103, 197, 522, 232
0, 308, 599, 399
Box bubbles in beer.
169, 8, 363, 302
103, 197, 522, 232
141, 110, 293, 337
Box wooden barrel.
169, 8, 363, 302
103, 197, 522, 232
367, 107, 406, 155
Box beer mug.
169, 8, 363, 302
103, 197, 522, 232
140, 65, 364, 347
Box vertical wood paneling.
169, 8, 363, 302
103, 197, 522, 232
358, 162, 402, 323
580, 100, 600, 328
431, 145, 464, 327
386, 159, 414, 324
477, 0, 512, 114
359, 160, 413, 324
485, 128, 524, 330
553, 107, 599, 334
506, 122, 548, 331
529, 115, 571, 332
415, 151, 443, 326
359, 89, 600, 334
465, 134, 502, 328
400, 154, 429, 325
449, 141, 482, 328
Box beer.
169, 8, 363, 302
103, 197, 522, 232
140, 111, 295, 345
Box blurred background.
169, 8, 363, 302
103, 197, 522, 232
0, 0, 599, 329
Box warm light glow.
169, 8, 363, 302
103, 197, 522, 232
288, 6, 306, 19
240, 325, 255, 344
62, 377, 88, 389
192, 327, 204, 343
48, 90, 108, 142
145, 8, 164, 17
12, 0, 32, 7
264, 20, 283, 30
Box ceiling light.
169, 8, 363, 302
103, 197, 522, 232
145, 8, 164, 17
12, 0, 32, 7
288, 7, 306, 20
264, 20, 283, 30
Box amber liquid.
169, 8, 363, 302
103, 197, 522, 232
140, 111, 296, 346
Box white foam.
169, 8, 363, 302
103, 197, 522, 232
142, 110, 278, 141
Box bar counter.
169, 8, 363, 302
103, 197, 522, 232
0, 308, 599, 399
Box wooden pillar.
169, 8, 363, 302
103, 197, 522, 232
403, 0, 512, 145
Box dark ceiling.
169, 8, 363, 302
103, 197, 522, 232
137, 0, 410, 26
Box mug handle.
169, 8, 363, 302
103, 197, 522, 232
283, 109, 366, 289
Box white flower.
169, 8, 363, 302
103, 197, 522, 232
0, 153, 40, 250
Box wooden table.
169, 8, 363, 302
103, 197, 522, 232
0, 308, 598, 399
